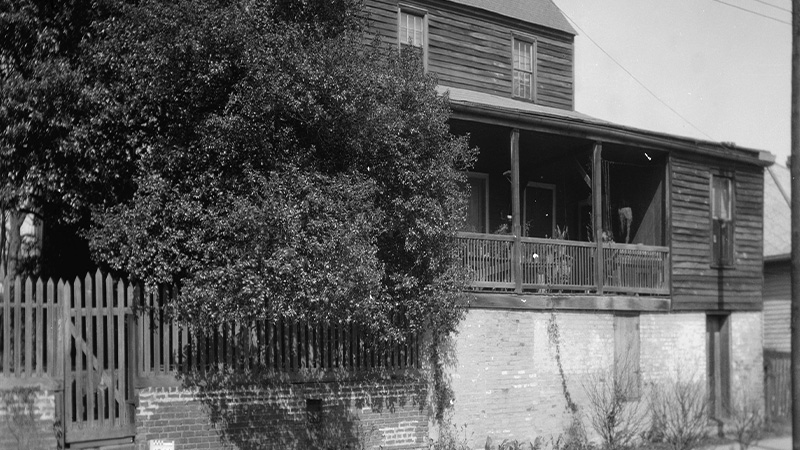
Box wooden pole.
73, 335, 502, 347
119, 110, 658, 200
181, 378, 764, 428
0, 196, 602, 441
511, 128, 522, 293
791, 1, 800, 448
592, 142, 604, 294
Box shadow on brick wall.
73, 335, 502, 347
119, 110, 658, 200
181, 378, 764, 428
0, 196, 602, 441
176, 370, 427, 449
1, 387, 53, 450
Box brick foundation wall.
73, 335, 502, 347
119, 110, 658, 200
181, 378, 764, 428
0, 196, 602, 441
0, 385, 58, 450
446, 309, 764, 448
730, 312, 764, 410
639, 312, 706, 384
446, 310, 615, 447
134, 378, 428, 450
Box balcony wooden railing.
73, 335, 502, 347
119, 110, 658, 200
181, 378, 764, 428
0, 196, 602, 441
458, 232, 669, 296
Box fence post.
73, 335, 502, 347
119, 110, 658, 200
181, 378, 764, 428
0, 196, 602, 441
126, 311, 138, 408
55, 279, 69, 450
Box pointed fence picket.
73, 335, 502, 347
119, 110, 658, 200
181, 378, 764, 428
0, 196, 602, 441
136, 285, 421, 377
0, 270, 59, 383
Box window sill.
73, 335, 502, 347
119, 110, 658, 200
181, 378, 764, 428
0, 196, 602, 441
511, 95, 536, 104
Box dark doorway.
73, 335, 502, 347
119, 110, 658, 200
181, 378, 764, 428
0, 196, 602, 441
524, 183, 555, 238
706, 314, 730, 419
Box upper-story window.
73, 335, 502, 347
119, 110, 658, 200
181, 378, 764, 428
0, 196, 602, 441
711, 174, 734, 266
398, 8, 426, 69
513, 38, 535, 101
399, 10, 424, 48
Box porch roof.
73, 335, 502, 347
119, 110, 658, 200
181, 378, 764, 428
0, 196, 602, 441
438, 85, 775, 167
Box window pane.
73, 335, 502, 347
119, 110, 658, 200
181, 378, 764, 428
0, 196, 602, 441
400, 12, 423, 47
513, 40, 533, 99
712, 177, 731, 220
514, 40, 532, 71
514, 72, 532, 100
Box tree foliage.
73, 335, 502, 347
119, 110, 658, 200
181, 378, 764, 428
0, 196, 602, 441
86, 0, 475, 341
0, 0, 135, 277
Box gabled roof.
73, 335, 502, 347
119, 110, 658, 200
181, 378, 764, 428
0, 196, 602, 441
764, 164, 791, 261
447, 0, 576, 35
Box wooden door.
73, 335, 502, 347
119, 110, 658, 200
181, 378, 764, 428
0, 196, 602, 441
62, 273, 135, 445
706, 314, 730, 419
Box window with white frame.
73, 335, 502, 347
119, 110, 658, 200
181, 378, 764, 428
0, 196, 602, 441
513, 38, 534, 100
399, 10, 424, 48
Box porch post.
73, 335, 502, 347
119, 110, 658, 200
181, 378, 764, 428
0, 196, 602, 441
592, 142, 604, 294
511, 128, 522, 293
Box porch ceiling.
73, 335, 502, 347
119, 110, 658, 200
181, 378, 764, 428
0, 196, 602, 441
438, 86, 774, 167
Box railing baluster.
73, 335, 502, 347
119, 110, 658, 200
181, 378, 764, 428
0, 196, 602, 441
457, 232, 668, 295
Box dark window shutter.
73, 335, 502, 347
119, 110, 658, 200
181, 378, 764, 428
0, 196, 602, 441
720, 221, 733, 265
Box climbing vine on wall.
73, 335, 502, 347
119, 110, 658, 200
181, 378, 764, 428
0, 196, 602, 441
547, 312, 578, 414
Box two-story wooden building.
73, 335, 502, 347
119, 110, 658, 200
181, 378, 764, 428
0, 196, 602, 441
367, 0, 772, 445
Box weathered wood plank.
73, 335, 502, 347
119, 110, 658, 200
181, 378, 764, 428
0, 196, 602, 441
35, 278, 43, 376
14, 277, 21, 376
24, 278, 33, 375
2, 274, 8, 376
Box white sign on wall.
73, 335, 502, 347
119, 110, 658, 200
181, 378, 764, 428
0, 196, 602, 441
149, 440, 175, 450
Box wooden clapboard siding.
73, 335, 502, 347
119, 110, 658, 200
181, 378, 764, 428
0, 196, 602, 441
763, 260, 790, 352
364, 0, 575, 109
670, 154, 764, 311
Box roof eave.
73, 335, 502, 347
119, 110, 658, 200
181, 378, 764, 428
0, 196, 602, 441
447, 99, 774, 167
765, 253, 791, 263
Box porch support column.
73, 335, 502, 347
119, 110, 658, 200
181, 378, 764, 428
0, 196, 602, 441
592, 142, 604, 294
511, 128, 522, 293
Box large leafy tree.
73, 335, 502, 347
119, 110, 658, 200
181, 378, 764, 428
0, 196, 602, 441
87, 0, 474, 342
0, 0, 135, 278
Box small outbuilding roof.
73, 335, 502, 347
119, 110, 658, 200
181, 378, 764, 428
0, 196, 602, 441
764, 164, 791, 261
447, 0, 576, 35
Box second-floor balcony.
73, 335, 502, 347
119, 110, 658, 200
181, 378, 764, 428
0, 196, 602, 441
450, 116, 671, 297
457, 232, 669, 295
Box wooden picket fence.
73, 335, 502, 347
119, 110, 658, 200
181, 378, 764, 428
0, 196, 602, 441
1, 270, 421, 381
764, 349, 791, 423
138, 285, 421, 377
0, 268, 421, 445
0, 272, 60, 381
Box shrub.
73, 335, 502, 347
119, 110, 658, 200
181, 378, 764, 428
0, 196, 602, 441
430, 414, 471, 450
648, 378, 707, 450
728, 396, 764, 450
583, 355, 647, 450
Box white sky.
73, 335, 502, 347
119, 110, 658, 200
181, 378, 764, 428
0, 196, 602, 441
552, 0, 791, 165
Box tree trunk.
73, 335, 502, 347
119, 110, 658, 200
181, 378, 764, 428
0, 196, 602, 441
5, 210, 25, 279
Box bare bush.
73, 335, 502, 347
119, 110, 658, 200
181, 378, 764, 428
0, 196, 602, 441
649, 377, 707, 450
583, 354, 648, 450
728, 396, 764, 450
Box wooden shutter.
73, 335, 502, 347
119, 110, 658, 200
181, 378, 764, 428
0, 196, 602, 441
614, 314, 641, 399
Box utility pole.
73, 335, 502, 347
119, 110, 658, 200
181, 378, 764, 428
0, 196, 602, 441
791, 1, 800, 448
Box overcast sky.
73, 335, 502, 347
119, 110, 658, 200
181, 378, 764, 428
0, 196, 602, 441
552, 0, 791, 165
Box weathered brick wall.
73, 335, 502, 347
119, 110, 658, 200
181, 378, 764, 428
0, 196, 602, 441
639, 312, 706, 384
0, 386, 58, 450
730, 312, 764, 411
134, 379, 428, 450
446, 309, 763, 448
446, 310, 614, 447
